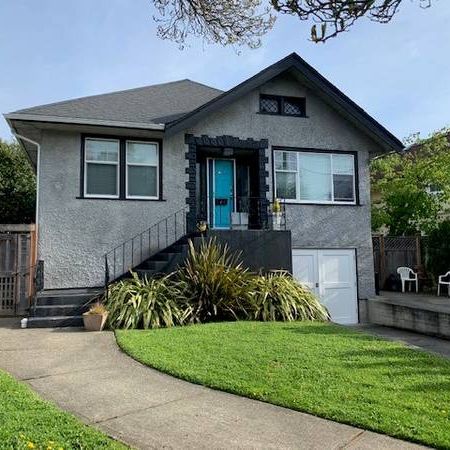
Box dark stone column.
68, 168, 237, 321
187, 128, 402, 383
185, 135, 197, 233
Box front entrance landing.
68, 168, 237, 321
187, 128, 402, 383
367, 291, 450, 339
0, 320, 424, 450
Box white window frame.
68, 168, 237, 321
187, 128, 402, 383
274, 149, 357, 205
125, 140, 160, 200
84, 137, 120, 199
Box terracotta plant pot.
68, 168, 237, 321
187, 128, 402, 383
83, 312, 108, 331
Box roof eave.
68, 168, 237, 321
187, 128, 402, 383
5, 113, 166, 131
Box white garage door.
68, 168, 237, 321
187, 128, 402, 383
292, 249, 358, 324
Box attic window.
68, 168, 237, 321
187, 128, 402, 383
260, 95, 280, 114
259, 95, 306, 117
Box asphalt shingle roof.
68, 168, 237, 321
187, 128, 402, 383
12, 79, 223, 125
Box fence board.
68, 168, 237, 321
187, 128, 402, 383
0, 225, 35, 315
373, 235, 421, 289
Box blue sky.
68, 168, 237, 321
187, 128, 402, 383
1, 0, 449, 142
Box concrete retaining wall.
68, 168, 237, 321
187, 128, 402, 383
367, 298, 450, 339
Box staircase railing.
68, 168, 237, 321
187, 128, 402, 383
104, 206, 188, 288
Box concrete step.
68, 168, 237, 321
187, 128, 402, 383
27, 315, 84, 328
36, 288, 102, 306
31, 304, 86, 317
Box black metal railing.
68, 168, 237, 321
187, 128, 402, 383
196, 196, 286, 231
104, 206, 188, 287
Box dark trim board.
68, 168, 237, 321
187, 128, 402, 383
79, 133, 164, 201
271, 146, 360, 206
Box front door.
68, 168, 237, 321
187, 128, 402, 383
292, 249, 358, 324
209, 159, 235, 229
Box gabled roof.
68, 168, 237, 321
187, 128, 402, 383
7, 79, 222, 127
5, 53, 403, 152
165, 53, 403, 151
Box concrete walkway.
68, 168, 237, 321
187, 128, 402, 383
0, 318, 425, 450
355, 324, 450, 359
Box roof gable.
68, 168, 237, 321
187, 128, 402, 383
166, 53, 403, 152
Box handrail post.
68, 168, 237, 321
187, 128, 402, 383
104, 255, 109, 303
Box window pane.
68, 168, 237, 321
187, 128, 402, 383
333, 174, 354, 202
333, 154, 354, 175
86, 139, 118, 162
86, 163, 117, 196
275, 171, 297, 199
283, 98, 305, 116
274, 151, 297, 171
299, 154, 331, 201
127, 142, 158, 165
128, 166, 157, 197
260, 96, 279, 114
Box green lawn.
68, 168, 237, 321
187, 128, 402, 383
116, 321, 450, 449
0, 369, 126, 450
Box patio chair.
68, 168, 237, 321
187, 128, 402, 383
437, 271, 450, 296
397, 267, 418, 293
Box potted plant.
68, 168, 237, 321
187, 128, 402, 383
272, 199, 283, 230
83, 302, 108, 331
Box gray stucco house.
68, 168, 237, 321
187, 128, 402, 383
5, 53, 403, 327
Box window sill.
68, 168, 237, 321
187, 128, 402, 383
257, 112, 308, 118
281, 201, 360, 206
76, 196, 166, 202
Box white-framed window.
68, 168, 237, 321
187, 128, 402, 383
84, 138, 119, 198
126, 141, 159, 199
274, 149, 356, 204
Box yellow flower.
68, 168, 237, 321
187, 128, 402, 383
27, 443, 35, 449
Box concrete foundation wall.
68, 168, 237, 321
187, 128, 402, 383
206, 230, 292, 274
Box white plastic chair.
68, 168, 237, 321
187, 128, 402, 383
397, 267, 418, 293
438, 271, 450, 296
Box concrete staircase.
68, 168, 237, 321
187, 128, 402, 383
28, 288, 103, 328
26, 235, 198, 328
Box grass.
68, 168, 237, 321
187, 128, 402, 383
0, 369, 126, 449
116, 321, 450, 449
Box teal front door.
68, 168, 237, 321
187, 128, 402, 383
212, 159, 234, 229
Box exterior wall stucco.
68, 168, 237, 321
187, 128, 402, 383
38, 130, 186, 288
38, 71, 377, 300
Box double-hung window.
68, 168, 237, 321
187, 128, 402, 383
274, 149, 356, 204
126, 141, 159, 199
84, 138, 119, 198
83, 137, 161, 200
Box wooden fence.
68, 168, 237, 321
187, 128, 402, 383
0, 224, 36, 315
372, 235, 422, 289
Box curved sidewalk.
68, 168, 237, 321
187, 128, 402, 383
0, 319, 425, 450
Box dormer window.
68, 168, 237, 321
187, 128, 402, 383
259, 94, 306, 117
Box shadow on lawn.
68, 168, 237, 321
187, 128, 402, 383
281, 323, 377, 340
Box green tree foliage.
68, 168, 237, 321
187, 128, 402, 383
371, 128, 450, 235
424, 220, 450, 277
0, 139, 36, 224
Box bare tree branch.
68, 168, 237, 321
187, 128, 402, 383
151, 0, 433, 47
152, 0, 275, 48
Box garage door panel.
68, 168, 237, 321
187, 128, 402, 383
292, 250, 318, 294
292, 249, 358, 325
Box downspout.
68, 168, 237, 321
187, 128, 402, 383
12, 133, 40, 260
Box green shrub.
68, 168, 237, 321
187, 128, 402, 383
105, 272, 191, 329
249, 271, 329, 322
178, 238, 254, 322
425, 220, 450, 278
